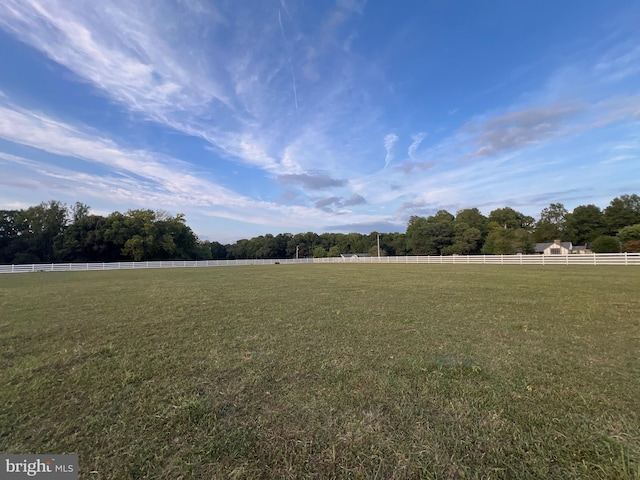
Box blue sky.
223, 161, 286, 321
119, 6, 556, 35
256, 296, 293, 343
0, 1, 639, 243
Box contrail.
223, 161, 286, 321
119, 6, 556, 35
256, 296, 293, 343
278, 9, 286, 41
290, 63, 299, 111
280, 0, 291, 18
279, 6, 297, 111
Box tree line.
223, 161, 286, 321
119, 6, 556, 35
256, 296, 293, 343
1, 194, 639, 264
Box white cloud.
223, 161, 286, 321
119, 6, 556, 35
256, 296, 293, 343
0, 0, 386, 183
408, 133, 426, 160
0, 0, 230, 114
0, 97, 387, 233
383, 133, 398, 168
1, 1, 639, 237
336, 0, 367, 15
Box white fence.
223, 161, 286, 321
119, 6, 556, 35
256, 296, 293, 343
0, 253, 639, 274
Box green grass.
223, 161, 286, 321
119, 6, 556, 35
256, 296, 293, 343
1, 265, 639, 479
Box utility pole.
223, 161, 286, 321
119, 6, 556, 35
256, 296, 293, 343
296, 244, 299, 260
377, 233, 381, 258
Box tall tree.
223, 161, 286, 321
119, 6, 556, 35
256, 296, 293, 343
618, 224, 640, 252
442, 223, 483, 255
483, 207, 534, 254
488, 207, 535, 231
0, 210, 21, 263
15, 201, 69, 262
57, 214, 121, 262
208, 241, 228, 259
482, 227, 533, 254
312, 246, 327, 258
455, 208, 489, 237
565, 205, 605, 245
534, 203, 569, 242
406, 210, 455, 255
101, 210, 199, 261
386, 232, 409, 256
604, 194, 640, 234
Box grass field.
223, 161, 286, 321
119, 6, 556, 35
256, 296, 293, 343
1, 265, 639, 479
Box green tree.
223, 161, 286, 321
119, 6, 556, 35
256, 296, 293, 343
533, 203, 568, 242
603, 194, 640, 234
312, 246, 327, 258
482, 227, 533, 254
208, 241, 228, 259
102, 210, 198, 261
455, 208, 489, 237
406, 211, 455, 255
442, 224, 482, 255
564, 205, 605, 245
0, 210, 21, 263
386, 232, 409, 256
57, 214, 121, 262
617, 224, 640, 244
71, 202, 91, 222
367, 244, 387, 257
618, 224, 640, 253
591, 235, 620, 253
16, 201, 69, 262
488, 207, 535, 231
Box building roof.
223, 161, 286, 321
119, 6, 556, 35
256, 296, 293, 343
534, 242, 573, 253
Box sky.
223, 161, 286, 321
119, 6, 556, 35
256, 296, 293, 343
0, 1, 639, 243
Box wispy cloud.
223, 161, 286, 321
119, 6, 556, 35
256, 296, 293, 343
408, 132, 426, 160
277, 172, 346, 190
324, 220, 404, 235
1, 1, 639, 240
0, 0, 230, 114
0, 97, 373, 232
383, 133, 398, 168
343, 194, 366, 206
336, 0, 368, 15
462, 102, 585, 158
395, 161, 436, 175
314, 193, 366, 213
0, 0, 369, 179
595, 42, 640, 83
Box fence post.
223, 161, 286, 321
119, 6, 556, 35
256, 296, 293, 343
593, 254, 596, 266
501, 254, 503, 265
625, 252, 628, 266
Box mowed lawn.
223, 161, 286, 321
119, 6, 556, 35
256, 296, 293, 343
0, 265, 638, 479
